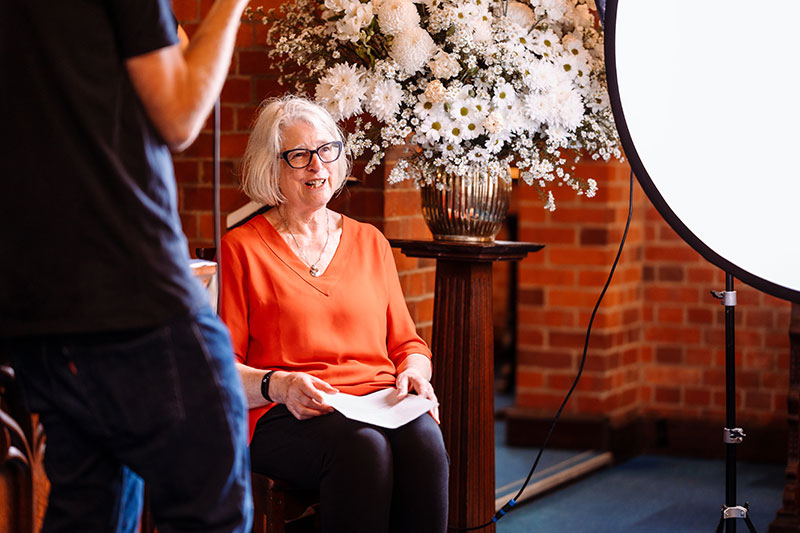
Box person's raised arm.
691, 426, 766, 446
125, 0, 250, 152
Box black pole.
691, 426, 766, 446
725, 273, 736, 533
213, 98, 221, 312
714, 275, 756, 533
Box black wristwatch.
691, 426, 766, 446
261, 371, 276, 402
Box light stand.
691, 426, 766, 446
212, 98, 222, 311
712, 274, 756, 533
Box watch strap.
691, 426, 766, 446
261, 370, 276, 402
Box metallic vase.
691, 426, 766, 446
420, 167, 512, 242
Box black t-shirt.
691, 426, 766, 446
0, 0, 208, 336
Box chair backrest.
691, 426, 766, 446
196, 203, 272, 262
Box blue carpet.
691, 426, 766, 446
495, 454, 785, 532
492, 393, 784, 532
495, 419, 611, 507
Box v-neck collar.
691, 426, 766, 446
253, 212, 350, 296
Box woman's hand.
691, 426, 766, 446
271, 371, 338, 420
396, 364, 440, 425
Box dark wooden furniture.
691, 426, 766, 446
770, 302, 800, 532
0, 362, 47, 533
390, 239, 543, 531
251, 473, 319, 533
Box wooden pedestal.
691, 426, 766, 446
770, 302, 800, 532
391, 240, 543, 531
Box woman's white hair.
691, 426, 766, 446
241, 95, 351, 206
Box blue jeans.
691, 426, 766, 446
5, 307, 253, 532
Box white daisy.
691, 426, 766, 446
418, 115, 446, 143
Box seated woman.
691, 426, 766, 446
219, 95, 449, 533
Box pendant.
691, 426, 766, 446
309, 265, 320, 277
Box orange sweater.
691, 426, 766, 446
219, 214, 432, 441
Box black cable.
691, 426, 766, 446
451, 168, 635, 531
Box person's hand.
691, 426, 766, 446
271, 371, 338, 420
396, 368, 440, 424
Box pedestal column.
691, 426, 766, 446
770, 302, 800, 532
391, 240, 543, 531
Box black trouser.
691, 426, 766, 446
251, 405, 449, 533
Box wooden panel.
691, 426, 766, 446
770, 302, 800, 533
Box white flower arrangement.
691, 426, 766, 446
248, 0, 621, 210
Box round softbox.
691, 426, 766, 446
604, 0, 800, 303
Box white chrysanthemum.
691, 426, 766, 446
473, 19, 493, 42
324, 0, 351, 12
505, 1, 535, 29
428, 50, 461, 79
376, 0, 419, 36
315, 63, 367, 120
495, 99, 526, 133
525, 59, 568, 91
523, 91, 551, 127
551, 85, 584, 130
367, 79, 404, 122
538, 0, 567, 20
391, 26, 436, 75
546, 123, 569, 145
335, 2, 374, 42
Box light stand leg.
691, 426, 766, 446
713, 274, 756, 533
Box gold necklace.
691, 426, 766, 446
278, 207, 330, 277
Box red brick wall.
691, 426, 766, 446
515, 157, 792, 428
173, 1, 791, 427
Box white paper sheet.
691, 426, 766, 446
320, 388, 437, 429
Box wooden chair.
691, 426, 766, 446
250, 472, 320, 533
141, 473, 319, 533
193, 246, 321, 533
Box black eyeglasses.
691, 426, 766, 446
280, 141, 343, 169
